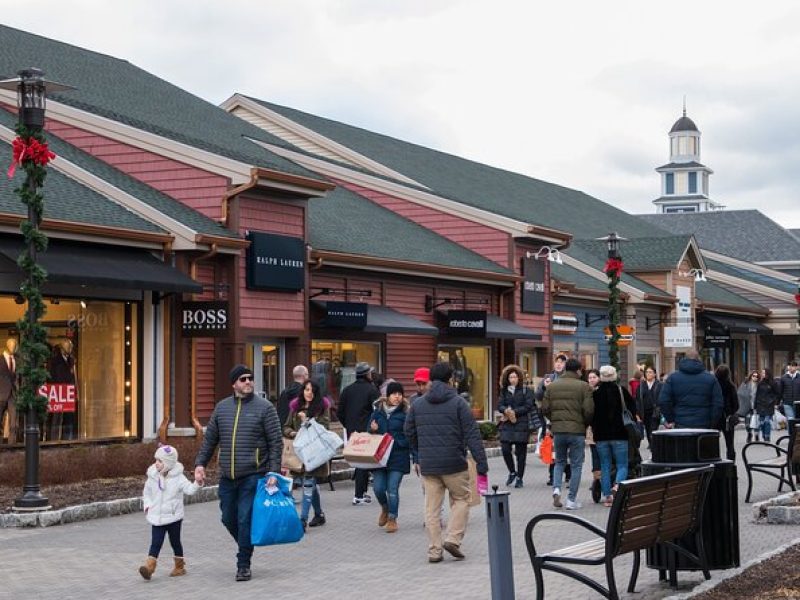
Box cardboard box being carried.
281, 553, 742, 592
343, 432, 394, 469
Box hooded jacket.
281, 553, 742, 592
404, 380, 488, 476
195, 392, 282, 480
658, 359, 723, 428
369, 398, 411, 473
142, 462, 199, 526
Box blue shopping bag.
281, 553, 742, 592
250, 472, 304, 546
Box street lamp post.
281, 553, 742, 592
598, 232, 627, 373
0, 68, 72, 511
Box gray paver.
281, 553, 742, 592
0, 428, 798, 600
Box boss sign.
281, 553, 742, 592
180, 301, 229, 338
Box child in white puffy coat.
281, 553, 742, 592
138, 445, 200, 580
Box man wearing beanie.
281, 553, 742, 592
339, 362, 379, 505
195, 364, 282, 582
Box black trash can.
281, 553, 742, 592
644, 428, 739, 573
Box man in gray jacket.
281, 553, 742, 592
195, 364, 282, 582
405, 362, 488, 563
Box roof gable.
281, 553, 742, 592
571, 235, 702, 272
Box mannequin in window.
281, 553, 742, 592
47, 338, 77, 440
0, 338, 19, 444
451, 348, 469, 394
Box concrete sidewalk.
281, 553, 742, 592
0, 428, 796, 600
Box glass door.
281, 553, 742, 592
251, 342, 284, 404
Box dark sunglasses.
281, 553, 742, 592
238, 375, 254, 382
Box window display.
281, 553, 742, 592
310, 340, 380, 404
437, 345, 490, 420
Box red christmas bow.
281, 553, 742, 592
604, 258, 624, 277
7, 136, 56, 178
794, 293, 800, 306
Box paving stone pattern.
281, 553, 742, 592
0, 428, 797, 600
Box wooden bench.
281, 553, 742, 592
743, 420, 800, 503
524, 465, 714, 600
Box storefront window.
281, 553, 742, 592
255, 344, 282, 404
637, 351, 660, 374
0, 297, 138, 442
578, 344, 598, 371
437, 345, 490, 421
311, 340, 380, 404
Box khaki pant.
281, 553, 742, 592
422, 470, 470, 559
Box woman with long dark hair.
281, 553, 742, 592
498, 365, 535, 488
284, 379, 331, 530
754, 369, 779, 443
714, 364, 738, 460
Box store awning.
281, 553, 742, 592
486, 314, 543, 340
0, 238, 202, 294
701, 313, 772, 335
311, 300, 438, 336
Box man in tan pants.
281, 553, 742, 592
405, 362, 488, 562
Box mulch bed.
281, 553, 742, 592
692, 543, 800, 599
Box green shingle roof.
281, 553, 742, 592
308, 186, 513, 276
249, 98, 671, 240
0, 25, 323, 184
705, 258, 797, 295
695, 280, 763, 311
550, 262, 609, 293
0, 107, 239, 239
571, 235, 695, 272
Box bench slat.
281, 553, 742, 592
546, 538, 605, 561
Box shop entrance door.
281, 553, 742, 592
251, 342, 284, 404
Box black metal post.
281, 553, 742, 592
485, 485, 515, 599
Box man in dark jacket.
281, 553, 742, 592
404, 362, 488, 563
339, 362, 380, 504
659, 349, 723, 429
276, 364, 308, 427
195, 364, 282, 582
779, 361, 799, 419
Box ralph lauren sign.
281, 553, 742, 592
246, 232, 305, 291
181, 301, 229, 338
521, 258, 546, 314
446, 310, 487, 337
326, 302, 368, 328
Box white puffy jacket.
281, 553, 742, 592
142, 462, 200, 526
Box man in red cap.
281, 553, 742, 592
410, 367, 431, 405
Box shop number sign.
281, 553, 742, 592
40, 383, 77, 413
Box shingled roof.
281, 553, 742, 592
571, 235, 699, 272
705, 258, 797, 295
638, 210, 800, 263
0, 25, 322, 183
695, 280, 764, 312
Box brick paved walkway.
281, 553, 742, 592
1, 428, 798, 600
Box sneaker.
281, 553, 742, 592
505, 472, 517, 486
565, 499, 582, 510
514, 477, 524, 488
552, 488, 562, 508
428, 555, 443, 563
545, 478, 553, 486
235, 567, 252, 582
443, 541, 465, 560
363, 493, 372, 503
308, 513, 326, 527
352, 497, 369, 505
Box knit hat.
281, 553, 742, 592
355, 362, 373, 376
155, 444, 178, 472
386, 381, 405, 397
229, 364, 253, 384
599, 365, 617, 382
413, 367, 430, 383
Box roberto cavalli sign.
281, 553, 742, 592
446, 310, 487, 337
521, 258, 546, 314
246, 231, 305, 291
326, 302, 368, 328
181, 301, 229, 338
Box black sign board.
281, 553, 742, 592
326, 302, 368, 328
521, 258, 546, 314
446, 310, 487, 337
181, 301, 229, 338
246, 232, 305, 291
704, 331, 731, 348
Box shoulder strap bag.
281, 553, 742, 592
619, 385, 643, 443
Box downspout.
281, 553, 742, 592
219, 172, 258, 227
188, 243, 219, 438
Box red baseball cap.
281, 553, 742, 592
413, 367, 430, 383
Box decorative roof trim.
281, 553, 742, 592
0, 214, 169, 248
696, 302, 768, 318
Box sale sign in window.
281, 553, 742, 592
39, 383, 77, 413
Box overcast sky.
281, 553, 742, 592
3, 1, 800, 228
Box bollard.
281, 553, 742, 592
485, 484, 515, 600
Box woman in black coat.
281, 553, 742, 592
754, 368, 779, 442
498, 364, 535, 488
714, 365, 739, 461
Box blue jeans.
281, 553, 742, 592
372, 469, 405, 519
595, 440, 629, 497
218, 474, 259, 569
300, 476, 322, 521
553, 434, 585, 502
759, 414, 772, 441
784, 403, 796, 420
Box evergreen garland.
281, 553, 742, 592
10, 124, 54, 418
604, 257, 624, 372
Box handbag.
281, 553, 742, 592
749, 412, 760, 430
466, 454, 481, 507
251, 473, 304, 546
618, 385, 643, 443
293, 418, 343, 472
281, 436, 303, 472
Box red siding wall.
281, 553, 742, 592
332, 179, 511, 268
45, 119, 229, 220
194, 263, 217, 419
238, 197, 306, 332
513, 245, 551, 345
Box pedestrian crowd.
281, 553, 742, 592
135, 353, 800, 582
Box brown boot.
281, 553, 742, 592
169, 557, 186, 577
138, 556, 157, 580
385, 517, 398, 533
378, 505, 389, 527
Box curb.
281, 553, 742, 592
661, 535, 800, 599
0, 445, 512, 529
